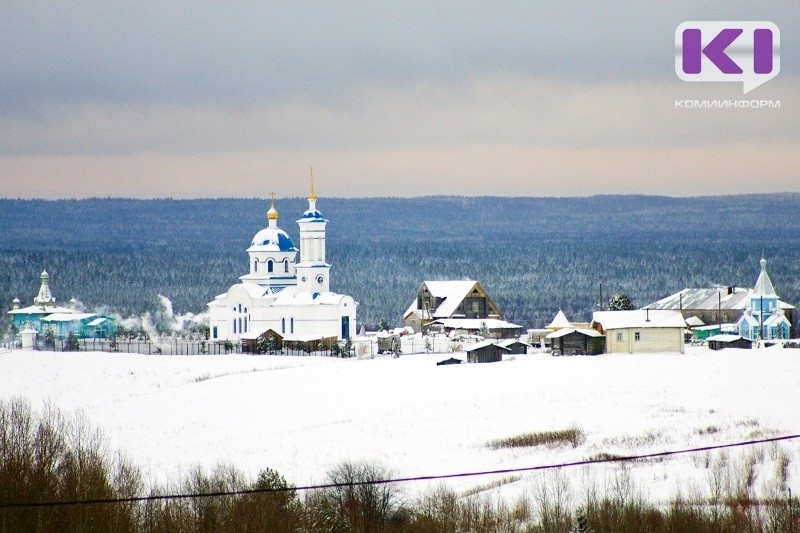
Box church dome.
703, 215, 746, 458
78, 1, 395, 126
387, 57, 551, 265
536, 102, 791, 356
250, 227, 296, 252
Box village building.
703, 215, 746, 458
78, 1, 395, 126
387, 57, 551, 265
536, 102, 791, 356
735, 258, 792, 341
7, 270, 116, 339
464, 340, 511, 363
707, 334, 752, 351
547, 328, 605, 356
208, 182, 357, 343
591, 309, 686, 354
428, 318, 522, 339
643, 258, 795, 337
403, 280, 503, 332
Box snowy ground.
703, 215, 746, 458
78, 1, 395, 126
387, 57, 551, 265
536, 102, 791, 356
1, 345, 799, 503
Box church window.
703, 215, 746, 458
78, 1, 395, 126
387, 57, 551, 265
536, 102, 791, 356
244, 317, 247, 332
316, 275, 324, 285
290, 317, 294, 334
233, 319, 237, 334
212, 326, 218, 339
284, 259, 289, 273
254, 260, 258, 272
244, 308, 247, 313
238, 318, 242, 333
268, 260, 274, 273
238, 304, 242, 313
281, 318, 286, 334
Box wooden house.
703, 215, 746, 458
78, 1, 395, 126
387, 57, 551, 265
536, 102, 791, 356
403, 280, 503, 332
707, 334, 752, 350
547, 328, 605, 356
464, 340, 511, 363
497, 338, 532, 355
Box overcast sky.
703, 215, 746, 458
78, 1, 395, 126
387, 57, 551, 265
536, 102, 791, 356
1, 2, 798, 199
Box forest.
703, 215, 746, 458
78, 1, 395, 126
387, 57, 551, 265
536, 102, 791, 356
2, 194, 799, 332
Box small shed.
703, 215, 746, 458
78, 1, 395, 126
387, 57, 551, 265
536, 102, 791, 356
464, 340, 511, 363
547, 328, 605, 356
692, 324, 721, 341
707, 334, 752, 351
497, 338, 532, 355
436, 357, 463, 366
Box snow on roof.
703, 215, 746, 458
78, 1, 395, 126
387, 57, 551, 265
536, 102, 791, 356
545, 310, 572, 330
753, 258, 777, 296
404, 280, 479, 319
272, 287, 348, 306
463, 340, 511, 352
546, 327, 604, 339
8, 305, 75, 315
248, 227, 297, 252
41, 313, 97, 322
497, 338, 533, 347
685, 316, 705, 327
432, 318, 521, 330
592, 310, 686, 330
645, 286, 795, 312
86, 317, 108, 326
707, 334, 745, 343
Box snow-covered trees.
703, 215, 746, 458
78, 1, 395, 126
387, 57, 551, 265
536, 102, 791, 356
607, 294, 635, 311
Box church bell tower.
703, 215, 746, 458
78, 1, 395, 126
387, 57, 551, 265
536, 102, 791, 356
296, 171, 331, 293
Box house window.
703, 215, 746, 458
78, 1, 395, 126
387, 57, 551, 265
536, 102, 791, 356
616, 332, 623, 342
212, 326, 217, 339
268, 260, 274, 273
635, 332, 641, 342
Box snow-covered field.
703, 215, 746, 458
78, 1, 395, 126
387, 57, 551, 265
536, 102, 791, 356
2, 345, 799, 502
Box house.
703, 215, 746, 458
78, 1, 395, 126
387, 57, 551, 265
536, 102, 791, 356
547, 328, 605, 356
591, 310, 686, 354
464, 340, 511, 363
428, 318, 522, 339
707, 334, 752, 351
497, 338, 532, 355
403, 280, 503, 332
735, 258, 792, 341
208, 182, 358, 343
643, 259, 795, 337
8, 270, 116, 339
436, 357, 463, 366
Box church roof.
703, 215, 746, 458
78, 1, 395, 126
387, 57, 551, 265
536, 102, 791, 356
753, 258, 777, 296
546, 309, 572, 330
249, 227, 297, 252
645, 286, 795, 311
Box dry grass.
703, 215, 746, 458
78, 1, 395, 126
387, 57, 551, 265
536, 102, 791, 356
488, 427, 585, 450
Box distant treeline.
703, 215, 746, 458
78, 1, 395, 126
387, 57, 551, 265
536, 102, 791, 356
2, 194, 799, 331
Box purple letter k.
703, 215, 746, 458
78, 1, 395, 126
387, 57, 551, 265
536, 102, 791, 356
683, 28, 744, 74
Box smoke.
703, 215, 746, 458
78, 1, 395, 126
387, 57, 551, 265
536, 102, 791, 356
104, 295, 209, 340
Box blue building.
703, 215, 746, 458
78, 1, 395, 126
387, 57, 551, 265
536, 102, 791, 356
7, 271, 116, 339
736, 258, 791, 341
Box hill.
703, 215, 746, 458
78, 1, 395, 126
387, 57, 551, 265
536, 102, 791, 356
2, 194, 799, 330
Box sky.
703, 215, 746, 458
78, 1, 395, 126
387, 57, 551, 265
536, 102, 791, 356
1, 2, 798, 199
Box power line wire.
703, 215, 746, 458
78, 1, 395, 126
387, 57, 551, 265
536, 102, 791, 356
1, 433, 798, 510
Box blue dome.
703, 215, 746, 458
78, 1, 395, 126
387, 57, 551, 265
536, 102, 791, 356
301, 209, 326, 221
250, 227, 296, 251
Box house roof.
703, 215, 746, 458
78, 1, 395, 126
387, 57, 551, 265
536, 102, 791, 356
545, 309, 572, 330
497, 338, 533, 348
41, 313, 97, 322
592, 310, 686, 330
546, 327, 604, 339
404, 280, 500, 319
463, 340, 512, 352
685, 316, 705, 327
645, 286, 794, 312
707, 334, 745, 343
432, 318, 521, 330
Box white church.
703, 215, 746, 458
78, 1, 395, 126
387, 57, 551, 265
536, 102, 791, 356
208, 181, 357, 344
